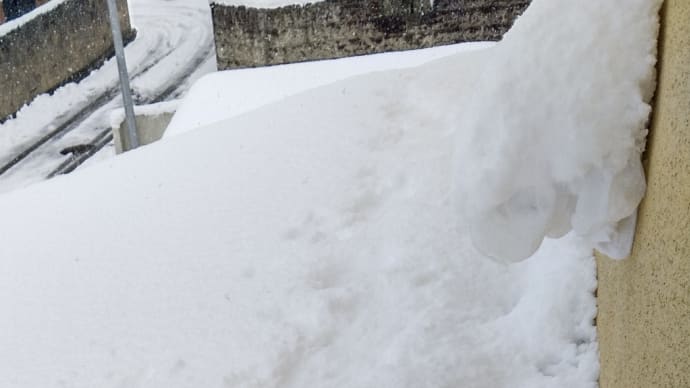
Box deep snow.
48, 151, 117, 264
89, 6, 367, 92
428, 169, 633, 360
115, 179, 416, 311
166, 42, 492, 136
0, 48, 598, 386
453, 0, 661, 261
210, 0, 318, 9
0, 0, 663, 386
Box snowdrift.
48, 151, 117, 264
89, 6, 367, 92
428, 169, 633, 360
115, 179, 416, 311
454, 0, 661, 260
0, 0, 663, 386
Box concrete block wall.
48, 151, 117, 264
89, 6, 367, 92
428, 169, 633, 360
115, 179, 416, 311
0, 0, 135, 120
210, 0, 530, 70
110, 101, 178, 153
0, 0, 53, 24
596, 1, 690, 387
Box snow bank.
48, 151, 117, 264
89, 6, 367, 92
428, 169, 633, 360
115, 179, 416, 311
454, 0, 662, 261
166, 42, 492, 136
210, 0, 315, 9
6, 0, 667, 383
0, 42, 597, 388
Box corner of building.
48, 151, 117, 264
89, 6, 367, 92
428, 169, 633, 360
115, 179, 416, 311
596, 1, 690, 387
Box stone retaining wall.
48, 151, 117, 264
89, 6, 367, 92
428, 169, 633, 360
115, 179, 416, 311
210, 0, 530, 70
0, 0, 135, 120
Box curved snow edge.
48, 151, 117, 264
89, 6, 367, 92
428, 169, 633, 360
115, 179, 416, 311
453, 0, 663, 262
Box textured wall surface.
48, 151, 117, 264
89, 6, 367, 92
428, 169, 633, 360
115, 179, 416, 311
596, 1, 690, 387
0, 1, 58, 24
211, 0, 529, 70
0, 0, 135, 120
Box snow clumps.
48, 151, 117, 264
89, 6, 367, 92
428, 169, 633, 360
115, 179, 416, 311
454, 0, 662, 261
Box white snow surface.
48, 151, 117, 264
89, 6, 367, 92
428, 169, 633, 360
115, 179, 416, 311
166, 42, 492, 137
454, 0, 661, 261
0, 0, 664, 385
210, 0, 316, 9
0, 45, 598, 387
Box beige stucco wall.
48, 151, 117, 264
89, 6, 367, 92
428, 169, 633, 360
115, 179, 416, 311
596, 1, 690, 387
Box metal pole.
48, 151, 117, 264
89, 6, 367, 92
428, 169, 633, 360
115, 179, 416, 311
105, 0, 139, 149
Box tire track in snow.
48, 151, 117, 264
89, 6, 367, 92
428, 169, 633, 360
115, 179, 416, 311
0, 0, 216, 192
47, 50, 216, 178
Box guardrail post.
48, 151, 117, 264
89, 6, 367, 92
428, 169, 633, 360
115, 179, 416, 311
105, 0, 139, 150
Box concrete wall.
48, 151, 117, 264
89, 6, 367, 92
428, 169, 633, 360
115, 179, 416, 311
210, 0, 529, 70
111, 101, 178, 153
0, 0, 52, 23
596, 1, 690, 387
0, 0, 135, 120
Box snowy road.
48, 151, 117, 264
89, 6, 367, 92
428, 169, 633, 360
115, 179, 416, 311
0, 0, 216, 193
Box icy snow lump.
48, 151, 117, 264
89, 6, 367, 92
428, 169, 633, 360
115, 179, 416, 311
453, 0, 662, 261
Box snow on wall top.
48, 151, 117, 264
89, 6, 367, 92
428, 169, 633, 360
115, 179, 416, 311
453, 0, 662, 260
0, 0, 68, 37
210, 0, 318, 9
166, 42, 492, 136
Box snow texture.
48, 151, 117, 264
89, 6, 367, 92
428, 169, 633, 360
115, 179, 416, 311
210, 0, 433, 9
210, 0, 317, 9
0, 43, 598, 387
166, 42, 492, 137
0, 0, 661, 385
453, 0, 662, 261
